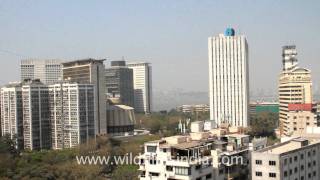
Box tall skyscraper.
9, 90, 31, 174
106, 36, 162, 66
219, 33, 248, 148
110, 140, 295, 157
127, 62, 152, 114
278, 46, 312, 136
49, 82, 95, 149
62, 59, 107, 135
20, 59, 63, 84
0, 82, 24, 149
22, 80, 51, 150
208, 28, 249, 127
105, 60, 134, 107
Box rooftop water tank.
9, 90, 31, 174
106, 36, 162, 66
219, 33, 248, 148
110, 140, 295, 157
224, 28, 235, 36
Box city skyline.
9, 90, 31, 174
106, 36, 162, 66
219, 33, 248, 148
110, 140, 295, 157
1, 1, 320, 179
0, 1, 319, 95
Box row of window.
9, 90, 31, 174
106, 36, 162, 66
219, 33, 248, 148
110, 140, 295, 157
284, 152, 317, 165
284, 168, 316, 177
255, 171, 276, 178
255, 160, 276, 166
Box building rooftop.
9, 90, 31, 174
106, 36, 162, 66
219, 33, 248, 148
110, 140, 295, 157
126, 62, 150, 65
257, 138, 319, 155
113, 104, 134, 110
225, 134, 250, 138
62, 58, 105, 67
21, 59, 63, 64
172, 141, 204, 150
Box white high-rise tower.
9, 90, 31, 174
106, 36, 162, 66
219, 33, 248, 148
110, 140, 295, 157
208, 28, 249, 127
127, 62, 152, 114
20, 59, 63, 84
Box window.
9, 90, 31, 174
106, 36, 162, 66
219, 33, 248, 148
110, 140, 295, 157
269, 173, 276, 178
146, 146, 157, 153
149, 159, 156, 165
175, 167, 190, 176
256, 172, 262, 176
162, 148, 167, 152
195, 164, 202, 170
294, 167, 298, 173
256, 160, 262, 165
206, 173, 212, 179
284, 158, 287, 165
166, 166, 173, 171
294, 156, 298, 161
301, 165, 304, 170
300, 154, 304, 159
149, 172, 159, 177
269, 161, 276, 166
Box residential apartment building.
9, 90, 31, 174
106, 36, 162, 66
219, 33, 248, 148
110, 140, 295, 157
62, 59, 107, 135
22, 80, 51, 150
49, 82, 95, 149
105, 60, 134, 107
127, 62, 152, 114
285, 104, 317, 136
208, 28, 249, 127
0, 82, 24, 149
138, 130, 262, 180
20, 59, 63, 84
278, 46, 312, 136
251, 138, 320, 180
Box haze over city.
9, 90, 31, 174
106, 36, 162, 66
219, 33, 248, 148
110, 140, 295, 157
2, 1, 320, 180
0, 0, 320, 110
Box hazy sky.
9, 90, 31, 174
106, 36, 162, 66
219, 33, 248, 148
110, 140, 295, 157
0, 0, 320, 94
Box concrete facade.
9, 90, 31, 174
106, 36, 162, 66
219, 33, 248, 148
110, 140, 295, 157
20, 59, 62, 84
208, 28, 249, 127
127, 62, 152, 114
62, 59, 107, 135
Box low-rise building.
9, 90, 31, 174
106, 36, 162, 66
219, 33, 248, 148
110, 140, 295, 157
250, 102, 279, 116
106, 104, 135, 136
176, 104, 210, 114
251, 138, 320, 180
138, 131, 263, 180
284, 104, 317, 136
190, 121, 204, 133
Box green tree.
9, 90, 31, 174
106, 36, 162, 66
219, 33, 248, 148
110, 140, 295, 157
111, 165, 139, 180
249, 112, 278, 137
